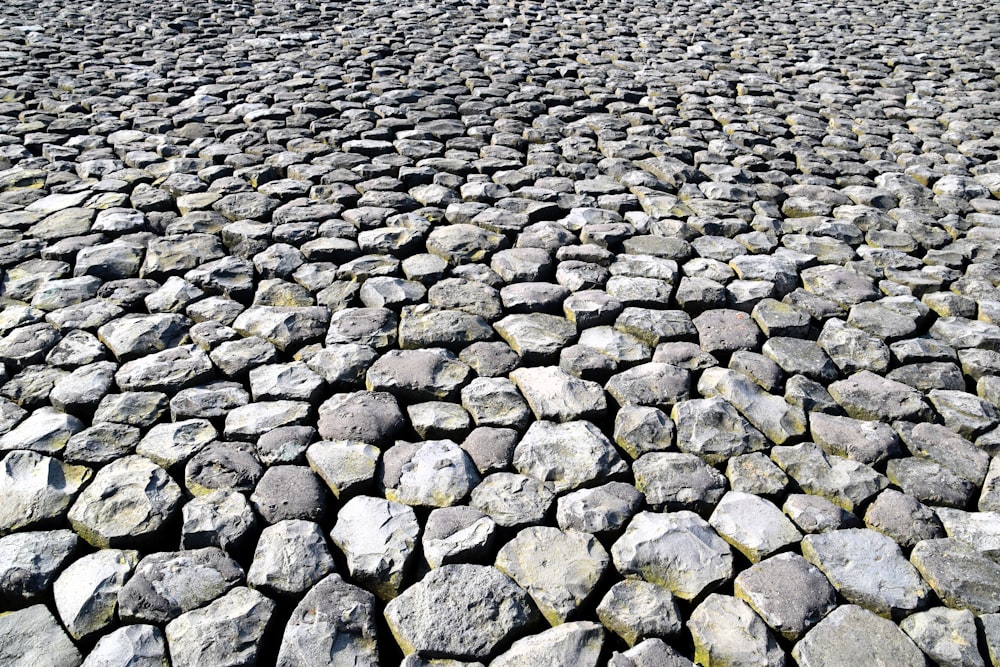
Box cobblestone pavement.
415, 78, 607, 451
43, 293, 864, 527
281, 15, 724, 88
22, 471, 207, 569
1, 0, 1000, 664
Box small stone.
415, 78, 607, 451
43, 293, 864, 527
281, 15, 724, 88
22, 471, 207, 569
864, 489, 944, 548
693, 309, 764, 354
809, 413, 902, 465
801, 528, 931, 619
469, 473, 555, 529
490, 621, 604, 667
184, 441, 264, 496
0, 529, 78, 603
633, 452, 727, 515
900, 608, 985, 667
251, 465, 328, 524
381, 440, 481, 508
318, 391, 404, 445
673, 397, 768, 465
223, 400, 310, 441
366, 348, 471, 401
698, 368, 807, 444
782, 494, 862, 534
509, 366, 606, 422
422, 506, 497, 569
80, 624, 169, 667
307, 440, 379, 499
726, 453, 789, 498
0, 451, 91, 534
556, 482, 644, 535
771, 443, 888, 512
0, 604, 81, 667
180, 490, 257, 553
54, 548, 138, 639
613, 405, 675, 459
494, 313, 577, 363
709, 491, 802, 563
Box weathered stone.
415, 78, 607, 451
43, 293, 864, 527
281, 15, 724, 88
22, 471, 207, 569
118, 547, 244, 624
494, 313, 577, 363
609, 638, 694, 667
164, 587, 275, 667
673, 397, 768, 465
709, 492, 802, 563
330, 496, 420, 600
223, 400, 310, 440
791, 605, 927, 667
772, 443, 887, 512
184, 440, 264, 496
81, 624, 169, 667
97, 313, 190, 361
597, 579, 682, 646
0, 451, 91, 534
247, 520, 335, 597
422, 506, 497, 569
276, 574, 379, 667
0, 604, 81, 667
612, 511, 733, 601
384, 564, 539, 660
0, 406, 84, 454
688, 594, 786, 667
509, 366, 606, 422
469, 473, 555, 529
698, 368, 807, 444
54, 548, 139, 639
318, 391, 404, 445
911, 538, 1000, 614
809, 412, 902, 465
381, 439, 481, 507
864, 489, 944, 548
366, 348, 471, 400
0, 529, 78, 603
181, 490, 257, 553
136, 419, 216, 471
251, 465, 329, 523
490, 621, 604, 667
734, 552, 837, 641
900, 607, 985, 667
556, 482, 644, 535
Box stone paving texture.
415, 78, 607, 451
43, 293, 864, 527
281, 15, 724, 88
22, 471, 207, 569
0, 0, 998, 663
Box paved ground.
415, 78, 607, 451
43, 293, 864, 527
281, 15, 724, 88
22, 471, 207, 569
1, 0, 1000, 664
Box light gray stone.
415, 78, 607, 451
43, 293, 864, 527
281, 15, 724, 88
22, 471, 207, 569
164, 587, 275, 667
513, 420, 627, 493
688, 594, 786, 667
54, 548, 138, 639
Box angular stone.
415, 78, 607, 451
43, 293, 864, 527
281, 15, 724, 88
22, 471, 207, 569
422, 506, 497, 569
611, 511, 733, 602
0, 406, 84, 454
325, 308, 398, 350
232, 306, 329, 351
54, 548, 138, 639
307, 440, 379, 499
864, 489, 944, 548
509, 366, 606, 422
782, 494, 862, 534
886, 457, 976, 508
181, 490, 257, 553
801, 528, 930, 619
605, 363, 690, 409
597, 579, 682, 646
116, 344, 214, 393
709, 492, 802, 563
727, 453, 789, 498
673, 397, 768, 465
118, 547, 244, 624
734, 553, 837, 641
613, 405, 675, 459
317, 391, 404, 445
809, 413, 902, 465
698, 367, 807, 444
911, 538, 1000, 614
330, 496, 419, 600
381, 440, 481, 508
609, 638, 694, 667
0, 604, 81, 667
791, 605, 926, 667
829, 372, 933, 423
0, 451, 91, 535
556, 482, 644, 535
399, 305, 493, 350
513, 420, 627, 493
97, 313, 190, 361
170, 382, 249, 420
0, 529, 78, 603
164, 587, 275, 667
385, 566, 538, 660
494, 313, 577, 363
894, 421, 990, 485
276, 574, 378, 667
136, 419, 216, 471
688, 594, 786, 667
633, 452, 726, 515
366, 349, 471, 401
460, 377, 531, 430
693, 309, 763, 354
223, 401, 310, 440
469, 473, 556, 529
771, 443, 888, 512
251, 465, 328, 524
81, 624, 169, 667
817, 318, 891, 374
900, 608, 985, 667
491, 621, 604, 667
247, 520, 335, 597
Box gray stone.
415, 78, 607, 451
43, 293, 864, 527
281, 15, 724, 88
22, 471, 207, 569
809, 412, 902, 465
509, 366, 606, 422
709, 491, 802, 563
460, 427, 518, 475
276, 574, 378, 667
688, 594, 786, 667
633, 452, 727, 514
928, 389, 1000, 439
210, 336, 279, 379
54, 548, 138, 639
469, 473, 555, 529
399, 305, 493, 350
251, 465, 328, 524
422, 506, 497, 569
301, 344, 378, 387
605, 362, 690, 409
698, 368, 807, 445
0, 529, 78, 602
817, 318, 891, 374
791, 605, 927, 667
136, 419, 216, 471
366, 348, 471, 400
97, 313, 190, 361
0, 406, 84, 454
613, 405, 675, 459
734, 553, 837, 641
223, 400, 310, 440
165, 587, 275, 667
894, 421, 989, 486
864, 489, 944, 548
802, 528, 930, 619
494, 313, 577, 363
612, 511, 733, 601
381, 439, 481, 507
181, 490, 257, 553
490, 621, 604, 667
609, 638, 694, 667
726, 452, 789, 498
318, 391, 404, 445
458, 341, 520, 378
729, 350, 786, 392
118, 547, 245, 624
911, 538, 1000, 614
248, 362, 324, 402
0, 451, 91, 534
693, 308, 763, 354
0, 604, 82, 667
325, 307, 398, 350
184, 440, 264, 496
828, 370, 933, 422
307, 440, 379, 499
232, 305, 329, 351
92, 391, 169, 426
771, 443, 888, 512
900, 608, 984, 667
385, 564, 538, 660
673, 397, 768, 465
170, 382, 249, 420
930, 316, 1000, 351
330, 495, 420, 600
597, 579, 682, 646
496, 526, 609, 625
81, 624, 169, 667
801, 265, 880, 308
556, 482, 644, 535
886, 457, 976, 508
782, 494, 862, 534
247, 520, 336, 597
936, 508, 1000, 561
460, 377, 531, 430
513, 419, 626, 493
